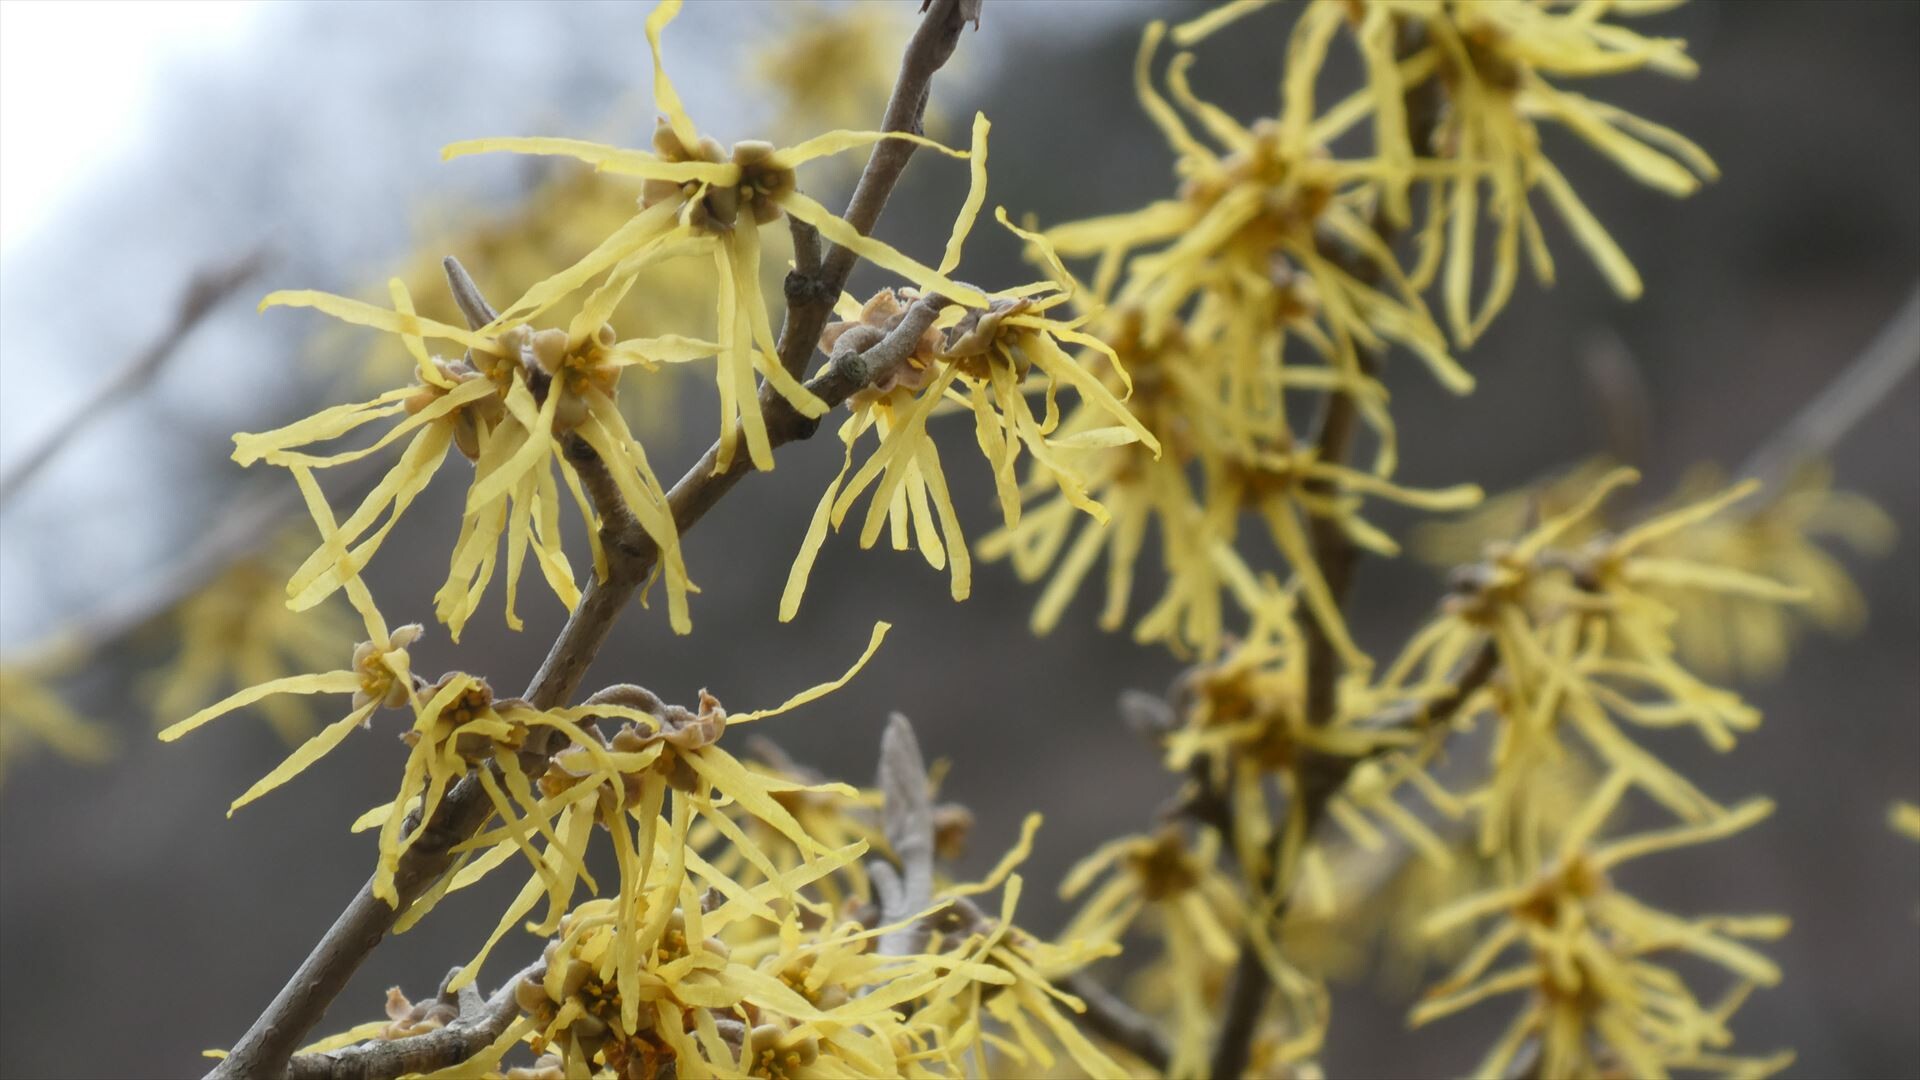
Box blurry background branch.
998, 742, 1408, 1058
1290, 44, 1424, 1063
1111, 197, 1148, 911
0, 248, 267, 509
1741, 281, 1920, 487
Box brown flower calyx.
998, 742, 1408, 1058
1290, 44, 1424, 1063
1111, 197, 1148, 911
526, 322, 622, 433
378, 984, 460, 1040
937, 296, 1034, 381
403, 674, 531, 761
543, 686, 731, 800
643, 120, 795, 232
744, 1020, 822, 1079
1226, 442, 1314, 505
350, 625, 423, 711
1177, 118, 1334, 231
931, 802, 974, 863
398, 358, 501, 462
1128, 826, 1203, 902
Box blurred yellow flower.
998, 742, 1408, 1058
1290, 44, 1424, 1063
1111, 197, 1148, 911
749, 1, 916, 146
1414, 769, 1792, 1079
0, 645, 112, 781
1643, 462, 1896, 678
148, 532, 360, 743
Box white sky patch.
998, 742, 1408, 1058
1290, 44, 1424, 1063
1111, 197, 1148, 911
0, 0, 263, 257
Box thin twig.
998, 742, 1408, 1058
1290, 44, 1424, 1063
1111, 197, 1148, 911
1060, 969, 1174, 1074
283, 961, 543, 1080
205, 6, 973, 1071
0, 249, 267, 509
9, 480, 295, 659
1739, 280, 1920, 486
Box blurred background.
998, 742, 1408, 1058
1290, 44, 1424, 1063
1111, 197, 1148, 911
0, 1, 1915, 1077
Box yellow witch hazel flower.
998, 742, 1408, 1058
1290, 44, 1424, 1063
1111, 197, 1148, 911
1059, 826, 1246, 1076
1175, 0, 1716, 344
442, 0, 988, 476
1413, 768, 1793, 1080
1417, 458, 1896, 680
1163, 597, 1454, 881
148, 531, 361, 743
1641, 461, 1897, 679
356, 160, 724, 443
0, 644, 113, 782
254, 264, 701, 638
1048, 15, 1470, 402
977, 308, 1273, 662
158, 555, 421, 817
1377, 467, 1810, 848
434, 627, 892, 995
781, 285, 976, 620
1397, 0, 1717, 344
781, 194, 1160, 621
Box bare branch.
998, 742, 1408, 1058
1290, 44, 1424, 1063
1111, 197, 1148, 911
0, 249, 267, 509
1740, 280, 1920, 487
284, 961, 541, 1080
1059, 970, 1173, 1075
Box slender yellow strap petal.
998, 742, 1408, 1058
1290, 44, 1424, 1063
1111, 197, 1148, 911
646, 0, 701, 151
1534, 155, 1643, 300
938, 114, 991, 276
914, 438, 971, 602
225, 699, 379, 814
1515, 466, 1641, 560
1170, 0, 1272, 45
387, 277, 449, 387
732, 621, 891, 722
730, 225, 826, 418
781, 191, 988, 307
261, 290, 498, 355
772, 127, 968, 170
231, 393, 413, 466
607, 334, 722, 367
780, 415, 862, 623
441, 136, 735, 185
1614, 478, 1758, 554
159, 670, 360, 741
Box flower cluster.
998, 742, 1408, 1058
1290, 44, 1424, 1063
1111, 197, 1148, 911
122, 1, 1910, 1078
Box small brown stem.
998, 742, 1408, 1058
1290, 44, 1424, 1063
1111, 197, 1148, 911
1060, 969, 1174, 1074
283, 960, 542, 1080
